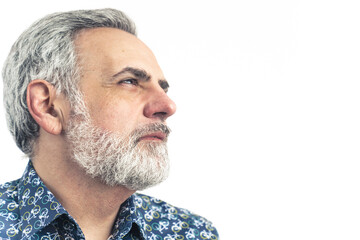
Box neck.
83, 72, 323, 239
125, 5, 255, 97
32, 131, 135, 240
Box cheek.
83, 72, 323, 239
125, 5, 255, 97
90, 100, 141, 133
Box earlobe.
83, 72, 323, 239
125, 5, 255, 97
27, 80, 64, 135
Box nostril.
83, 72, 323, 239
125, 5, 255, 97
153, 112, 167, 119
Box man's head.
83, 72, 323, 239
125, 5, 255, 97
2, 8, 137, 156
2, 9, 176, 190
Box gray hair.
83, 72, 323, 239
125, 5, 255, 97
2, 8, 137, 156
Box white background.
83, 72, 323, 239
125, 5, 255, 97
1, 0, 360, 239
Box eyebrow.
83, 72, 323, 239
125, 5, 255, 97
159, 80, 169, 91
110, 66, 170, 91
111, 67, 151, 82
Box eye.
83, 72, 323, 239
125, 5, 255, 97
118, 78, 138, 86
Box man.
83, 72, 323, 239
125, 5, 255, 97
0, 9, 218, 240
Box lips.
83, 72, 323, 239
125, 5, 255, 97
138, 132, 167, 142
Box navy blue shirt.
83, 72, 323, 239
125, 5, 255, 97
0, 161, 218, 239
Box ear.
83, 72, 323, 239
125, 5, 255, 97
27, 80, 65, 135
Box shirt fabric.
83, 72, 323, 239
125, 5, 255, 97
0, 161, 219, 240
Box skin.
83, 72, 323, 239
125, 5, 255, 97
26, 28, 176, 240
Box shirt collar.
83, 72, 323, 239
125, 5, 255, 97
111, 193, 147, 239
17, 160, 68, 239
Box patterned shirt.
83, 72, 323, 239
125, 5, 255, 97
0, 161, 218, 240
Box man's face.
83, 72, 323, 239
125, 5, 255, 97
75, 27, 176, 137
64, 28, 176, 190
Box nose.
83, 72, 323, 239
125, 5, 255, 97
143, 90, 176, 121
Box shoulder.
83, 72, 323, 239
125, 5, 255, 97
0, 179, 21, 238
0, 179, 20, 208
134, 193, 219, 240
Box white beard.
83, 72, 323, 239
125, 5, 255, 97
65, 96, 170, 190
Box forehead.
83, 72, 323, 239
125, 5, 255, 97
74, 27, 161, 76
